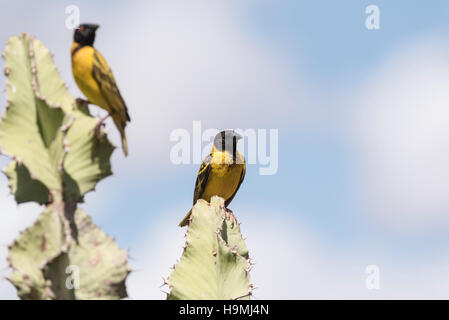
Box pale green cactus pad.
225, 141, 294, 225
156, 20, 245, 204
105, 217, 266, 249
0, 34, 114, 202
3, 161, 49, 204
167, 196, 252, 300
8, 207, 129, 300
0, 34, 129, 299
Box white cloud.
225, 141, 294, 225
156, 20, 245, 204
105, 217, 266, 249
0, 1, 309, 171
87, 0, 309, 169
353, 35, 449, 232
126, 205, 185, 299
230, 209, 449, 299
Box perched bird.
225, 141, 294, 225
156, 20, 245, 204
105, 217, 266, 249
71, 23, 130, 156
179, 130, 245, 227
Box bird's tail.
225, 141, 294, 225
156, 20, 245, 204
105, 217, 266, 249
112, 113, 129, 156
121, 132, 128, 157
178, 209, 192, 227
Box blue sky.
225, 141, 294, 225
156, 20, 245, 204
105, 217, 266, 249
2, 0, 449, 299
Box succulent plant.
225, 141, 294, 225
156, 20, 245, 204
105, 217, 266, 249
167, 196, 253, 300
0, 33, 129, 299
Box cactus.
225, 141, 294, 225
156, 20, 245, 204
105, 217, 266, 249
167, 196, 253, 300
0, 34, 129, 299
8, 208, 129, 299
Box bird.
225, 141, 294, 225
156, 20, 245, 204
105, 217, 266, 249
179, 130, 246, 227
71, 23, 130, 156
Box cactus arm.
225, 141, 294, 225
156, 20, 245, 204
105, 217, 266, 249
168, 196, 252, 300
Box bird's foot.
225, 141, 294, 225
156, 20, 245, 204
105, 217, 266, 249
75, 98, 91, 106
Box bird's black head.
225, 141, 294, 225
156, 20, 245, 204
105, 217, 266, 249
213, 130, 243, 153
73, 23, 99, 46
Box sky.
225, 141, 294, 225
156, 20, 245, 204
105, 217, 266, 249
1, 0, 449, 299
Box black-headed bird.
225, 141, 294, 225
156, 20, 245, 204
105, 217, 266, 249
179, 130, 246, 227
71, 23, 130, 156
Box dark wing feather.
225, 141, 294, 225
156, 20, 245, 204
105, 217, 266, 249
225, 161, 246, 207
178, 154, 213, 226
92, 51, 130, 123
193, 154, 212, 205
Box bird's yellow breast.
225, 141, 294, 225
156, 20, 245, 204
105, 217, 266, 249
71, 43, 108, 108
201, 150, 245, 202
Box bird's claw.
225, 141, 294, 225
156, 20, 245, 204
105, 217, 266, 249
75, 98, 90, 106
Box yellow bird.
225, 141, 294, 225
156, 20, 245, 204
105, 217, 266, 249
179, 130, 246, 227
71, 23, 130, 156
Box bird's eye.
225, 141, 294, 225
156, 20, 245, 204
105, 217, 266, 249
78, 26, 84, 32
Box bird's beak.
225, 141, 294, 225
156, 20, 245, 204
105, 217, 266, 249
92, 24, 100, 30
234, 132, 243, 140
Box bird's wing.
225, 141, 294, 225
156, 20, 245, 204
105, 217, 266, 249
91, 50, 130, 123
225, 160, 246, 207
193, 154, 212, 205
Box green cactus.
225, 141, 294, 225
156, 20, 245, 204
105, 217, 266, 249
167, 196, 252, 300
0, 34, 129, 299
8, 208, 129, 300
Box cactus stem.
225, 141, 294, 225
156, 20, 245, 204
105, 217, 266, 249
2, 34, 124, 300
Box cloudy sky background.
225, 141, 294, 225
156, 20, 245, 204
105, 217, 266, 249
1, 0, 449, 299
